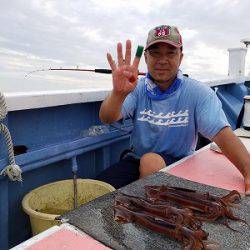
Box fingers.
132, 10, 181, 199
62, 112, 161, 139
117, 42, 124, 67
107, 53, 116, 71
123, 70, 136, 83
124, 40, 131, 65
132, 57, 140, 70
132, 45, 144, 69
110, 41, 143, 72
122, 66, 137, 83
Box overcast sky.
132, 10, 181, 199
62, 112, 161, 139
0, 0, 250, 92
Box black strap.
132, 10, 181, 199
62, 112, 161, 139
119, 148, 136, 161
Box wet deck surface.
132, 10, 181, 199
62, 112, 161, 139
62, 172, 250, 250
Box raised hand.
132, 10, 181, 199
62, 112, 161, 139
107, 40, 143, 97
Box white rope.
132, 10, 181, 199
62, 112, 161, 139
0, 93, 22, 182
0, 92, 7, 120
0, 164, 22, 182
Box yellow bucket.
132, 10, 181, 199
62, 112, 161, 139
22, 179, 115, 235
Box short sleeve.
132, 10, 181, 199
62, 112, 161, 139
196, 89, 230, 139
121, 87, 138, 119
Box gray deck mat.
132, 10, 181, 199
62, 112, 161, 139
61, 172, 250, 250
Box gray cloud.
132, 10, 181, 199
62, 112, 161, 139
0, 0, 250, 92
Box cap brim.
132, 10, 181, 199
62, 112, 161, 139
145, 39, 182, 50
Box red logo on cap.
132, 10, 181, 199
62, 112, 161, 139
155, 26, 170, 37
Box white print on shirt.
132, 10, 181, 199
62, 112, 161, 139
138, 109, 189, 127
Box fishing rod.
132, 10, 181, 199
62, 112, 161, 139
25, 67, 146, 77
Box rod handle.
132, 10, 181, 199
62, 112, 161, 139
94, 69, 112, 74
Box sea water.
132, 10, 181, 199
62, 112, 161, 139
0, 72, 112, 93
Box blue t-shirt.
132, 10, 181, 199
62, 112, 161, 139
121, 72, 229, 158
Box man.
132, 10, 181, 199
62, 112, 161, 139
97, 25, 250, 195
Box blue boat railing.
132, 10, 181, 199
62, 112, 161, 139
0, 100, 133, 249
213, 80, 250, 129
1, 78, 250, 249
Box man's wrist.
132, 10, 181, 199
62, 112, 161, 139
111, 90, 128, 100
243, 171, 250, 179
241, 163, 250, 179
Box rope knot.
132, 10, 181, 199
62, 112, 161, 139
0, 164, 22, 182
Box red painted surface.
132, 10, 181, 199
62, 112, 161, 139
26, 229, 111, 250
168, 148, 245, 193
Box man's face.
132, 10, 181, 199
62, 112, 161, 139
144, 43, 183, 85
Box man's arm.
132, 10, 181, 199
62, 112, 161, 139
213, 126, 250, 195
99, 91, 125, 124
99, 40, 142, 124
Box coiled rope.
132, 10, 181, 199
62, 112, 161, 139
0, 92, 22, 181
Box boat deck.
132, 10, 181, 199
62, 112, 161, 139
12, 134, 250, 250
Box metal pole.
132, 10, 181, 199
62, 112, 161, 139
71, 157, 78, 209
